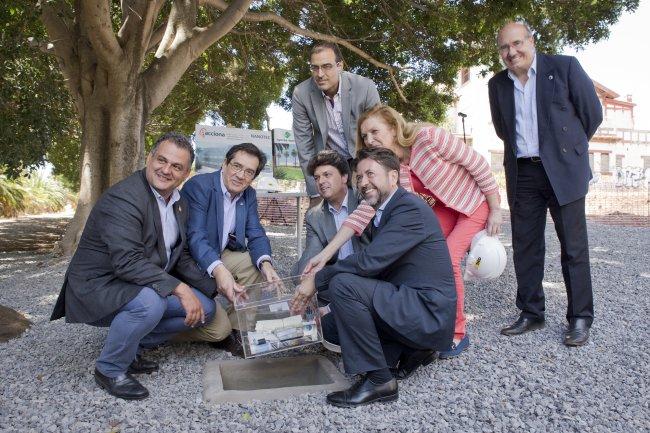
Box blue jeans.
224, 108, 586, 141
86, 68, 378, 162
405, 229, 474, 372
91, 287, 216, 377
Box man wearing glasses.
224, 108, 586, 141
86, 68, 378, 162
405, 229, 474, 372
181, 143, 281, 355
292, 41, 380, 207
488, 22, 602, 346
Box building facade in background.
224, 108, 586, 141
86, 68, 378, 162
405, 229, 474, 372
447, 67, 650, 177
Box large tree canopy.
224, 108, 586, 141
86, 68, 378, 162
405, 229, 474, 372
5, 0, 638, 253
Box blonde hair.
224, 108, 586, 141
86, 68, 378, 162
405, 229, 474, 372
355, 104, 430, 154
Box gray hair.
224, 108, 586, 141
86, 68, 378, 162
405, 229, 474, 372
497, 21, 534, 45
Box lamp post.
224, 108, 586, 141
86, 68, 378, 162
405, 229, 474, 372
458, 112, 467, 144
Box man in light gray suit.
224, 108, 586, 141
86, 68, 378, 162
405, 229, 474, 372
292, 42, 380, 207
292, 150, 368, 277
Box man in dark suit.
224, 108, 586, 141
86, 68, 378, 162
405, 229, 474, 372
51, 133, 221, 400
294, 148, 456, 408
292, 42, 380, 207
488, 22, 603, 346
181, 143, 281, 349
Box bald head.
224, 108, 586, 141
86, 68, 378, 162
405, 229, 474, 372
497, 21, 536, 78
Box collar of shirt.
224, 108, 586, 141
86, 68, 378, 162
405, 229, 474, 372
374, 188, 398, 227
507, 53, 537, 89
150, 186, 180, 207
327, 190, 349, 215
322, 77, 342, 105
220, 171, 242, 203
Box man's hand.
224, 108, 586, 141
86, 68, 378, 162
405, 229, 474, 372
290, 274, 317, 315
309, 196, 322, 209
260, 261, 281, 283
172, 282, 205, 327
212, 263, 245, 303
302, 251, 329, 276
486, 208, 502, 236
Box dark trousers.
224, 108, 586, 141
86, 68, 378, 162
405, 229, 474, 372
511, 159, 593, 324
328, 273, 427, 375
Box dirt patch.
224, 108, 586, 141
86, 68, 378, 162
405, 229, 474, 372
0, 214, 71, 253
0, 304, 32, 342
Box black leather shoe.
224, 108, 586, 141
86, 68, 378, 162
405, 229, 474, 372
326, 376, 398, 408
210, 330, 244, 358
94, 368, 149, 400
564, 318, 590, 346
500, 315, 545, 336
127, 354, 159, 375
391, 350, 437, 380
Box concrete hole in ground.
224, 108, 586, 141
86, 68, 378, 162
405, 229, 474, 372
202, 354, 349, 403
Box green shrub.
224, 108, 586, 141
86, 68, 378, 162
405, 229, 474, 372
0, 169, 73, 217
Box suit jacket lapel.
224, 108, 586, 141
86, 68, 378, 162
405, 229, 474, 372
536, 54, 554, 144
340, 73, 353, 154
168, 199, 185, 267
310, 81, 328, 149
498, 74, 517, 156
213, 170, 225, 251
139, 170, 169, 268
235, 192, 246, 247
321, 201, 337, 243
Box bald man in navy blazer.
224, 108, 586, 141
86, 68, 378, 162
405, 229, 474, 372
488, 22, 602, 346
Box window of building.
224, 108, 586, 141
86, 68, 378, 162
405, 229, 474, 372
600, 153, 610, 174
643, 156, 650, 171
615, 155, 624, 169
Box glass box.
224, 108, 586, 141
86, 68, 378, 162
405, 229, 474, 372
234, 277, 322, 358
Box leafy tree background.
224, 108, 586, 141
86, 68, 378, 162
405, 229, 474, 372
1, 0, 639, 190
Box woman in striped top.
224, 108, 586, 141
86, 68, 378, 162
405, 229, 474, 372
304, 104, 502, 359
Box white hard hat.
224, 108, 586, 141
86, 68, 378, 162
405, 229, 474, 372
254, 175, 281, 192
464, 230, 507, 280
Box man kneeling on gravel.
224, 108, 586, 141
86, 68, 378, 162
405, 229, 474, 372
50, 132, 230, 400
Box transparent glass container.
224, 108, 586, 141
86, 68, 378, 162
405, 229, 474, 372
234, 276, 322, 358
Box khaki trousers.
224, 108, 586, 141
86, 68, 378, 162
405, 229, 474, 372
171, 250, 265, 342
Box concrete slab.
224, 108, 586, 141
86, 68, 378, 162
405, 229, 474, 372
202, 354, 350, 404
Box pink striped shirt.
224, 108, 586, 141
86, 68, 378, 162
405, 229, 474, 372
344, 126, 499, 235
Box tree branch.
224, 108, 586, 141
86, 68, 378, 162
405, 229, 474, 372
203, 0, 408, 102
38, 1, 84, 114
192, 0, 251, 54
144, 0, 251, 110
79, 0, 124, 69
147, 21, 168, 53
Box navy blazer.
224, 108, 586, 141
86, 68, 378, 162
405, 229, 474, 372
488, 53, 603, 206
316, 187, 456, 350
181, 169, 272, 274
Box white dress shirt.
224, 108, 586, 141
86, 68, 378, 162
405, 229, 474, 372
323, 79, 352, 160
327, 190, 354, 260
508, 54, 540, 158
150, 187, 181, 271
206, 172, 271, 276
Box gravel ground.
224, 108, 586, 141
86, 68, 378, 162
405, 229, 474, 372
0, 220, 648, 433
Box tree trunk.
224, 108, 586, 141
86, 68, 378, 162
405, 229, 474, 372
57, 78, 147, 256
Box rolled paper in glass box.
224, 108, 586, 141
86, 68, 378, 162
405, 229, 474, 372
233, 276, 322, 358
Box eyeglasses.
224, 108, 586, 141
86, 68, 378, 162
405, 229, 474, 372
228, 161, 257, 179
498, 37, 531, 53
309, 62, 339, 73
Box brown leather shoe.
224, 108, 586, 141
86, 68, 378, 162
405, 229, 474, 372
210, 330, 244, 358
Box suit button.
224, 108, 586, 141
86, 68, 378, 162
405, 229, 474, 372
562, 126, 568, 131
562, 148, 567, 153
